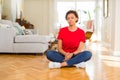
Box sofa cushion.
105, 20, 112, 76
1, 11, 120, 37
14, 35, 50, 43
0, 23, 11, 28
0, 20, 13, 27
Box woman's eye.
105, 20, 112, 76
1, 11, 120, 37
67, 17, 74, 20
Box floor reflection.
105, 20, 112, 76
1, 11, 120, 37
48, 67, 89, 80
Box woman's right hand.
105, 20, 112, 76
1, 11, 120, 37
64, 53, 73, 61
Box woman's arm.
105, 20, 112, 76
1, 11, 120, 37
58, 39, 68, 55
58, 39, 73, 61
73, 42, 85, 55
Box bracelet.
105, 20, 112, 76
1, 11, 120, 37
72, 53, 75, 56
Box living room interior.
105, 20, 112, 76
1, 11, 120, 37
0, 0, 120, 80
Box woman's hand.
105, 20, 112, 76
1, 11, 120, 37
64, 53, 73, 61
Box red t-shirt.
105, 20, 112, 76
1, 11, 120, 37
57, 27, 86, 53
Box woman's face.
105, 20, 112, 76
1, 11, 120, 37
66, 13, 78, 26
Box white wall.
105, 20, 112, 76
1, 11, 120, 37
111, 0, 120, 56
90, 0, 120, 56
24, 0, 48, 35
100, 0, 120, 56
24, 0, 56, 35
0, 0, 2, 19
11, 0, 17, 21
105, 0, 120, 55
16, 0, 24, 19
101, 0, 113, 44
2, 0, 12, 20
2, 0, 24, 21
2, 0, 17, 21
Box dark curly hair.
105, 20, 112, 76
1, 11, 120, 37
65, 10, 79, 22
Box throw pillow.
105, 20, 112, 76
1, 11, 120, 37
13, 22, 25, 35
23, 29, 33, 35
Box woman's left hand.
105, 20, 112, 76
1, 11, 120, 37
64, 53, 74, 61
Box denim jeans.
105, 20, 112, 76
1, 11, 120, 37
46, 50, 92, 66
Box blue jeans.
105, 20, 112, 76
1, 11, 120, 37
46, 50, 92, 66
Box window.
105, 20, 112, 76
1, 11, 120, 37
56, 0, 95, 31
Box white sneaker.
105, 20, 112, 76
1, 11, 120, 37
74, 62, 86, 68
49, 61, 61, 69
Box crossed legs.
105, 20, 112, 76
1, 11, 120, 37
46, 50, 92, 68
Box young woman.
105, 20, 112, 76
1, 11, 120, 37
46, 10, 92, 68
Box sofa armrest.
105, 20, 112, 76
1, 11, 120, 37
0, 27, 16, 52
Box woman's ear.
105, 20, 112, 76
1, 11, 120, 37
76, 18, 78, 22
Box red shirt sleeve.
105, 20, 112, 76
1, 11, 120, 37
57, 28, 62, 40
80, 30, 86, 43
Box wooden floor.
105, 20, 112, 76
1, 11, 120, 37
0, 42, 120, 80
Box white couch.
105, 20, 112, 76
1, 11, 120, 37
0, 20, 50, 53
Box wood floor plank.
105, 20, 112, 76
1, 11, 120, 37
0, 42, 120, 80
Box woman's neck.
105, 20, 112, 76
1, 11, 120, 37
68, 25, 77, 31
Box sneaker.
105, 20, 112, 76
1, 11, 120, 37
49, 61, 61, 69
74, 62, 86, 68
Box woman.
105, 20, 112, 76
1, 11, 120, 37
46, 10, 92, 68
